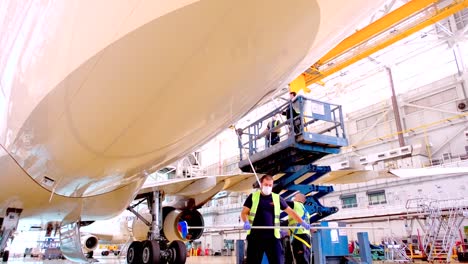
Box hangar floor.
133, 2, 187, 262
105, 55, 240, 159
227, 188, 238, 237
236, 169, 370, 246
5, 255, 237, 263
4, 256, 460, 264
4, 256, 458, 263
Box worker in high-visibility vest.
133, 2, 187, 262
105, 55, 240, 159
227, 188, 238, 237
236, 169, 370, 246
262, 118, 280, 147
287, 193, 311, 264
282, 91, 300, 134
240, 175, 310, 264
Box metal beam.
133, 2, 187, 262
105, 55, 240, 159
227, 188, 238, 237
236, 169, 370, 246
403, 102, 463, 115
387, 67, 406, 147
304, 0, 468, 85
430, 123, 468, 156
353, 109, 390, 145
317, 0, 438, 65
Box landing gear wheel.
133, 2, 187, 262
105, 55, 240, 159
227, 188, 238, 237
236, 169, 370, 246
168, 241, 187, 264
142, 240, 160, 264
2, 250, 9, 262
127, 241, 143, 264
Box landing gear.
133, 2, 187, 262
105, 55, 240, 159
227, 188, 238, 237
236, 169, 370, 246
1, 250, 9, 262
0, 208, 22, 263
127, 239, 186, 264
126, 191, 187, 264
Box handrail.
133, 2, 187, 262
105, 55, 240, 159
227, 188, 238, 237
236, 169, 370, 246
237, 96, 347, 160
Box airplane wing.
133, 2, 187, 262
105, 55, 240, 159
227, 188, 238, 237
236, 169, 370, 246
390, 167, 468, 178
312, 170, 395, 184
136, 173, 257, 209
136, 166, 468, 199
316, 166, 468, 185
138, 173, 257, 196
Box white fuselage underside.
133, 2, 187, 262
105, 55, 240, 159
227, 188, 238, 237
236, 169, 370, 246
0, 0, 385, 221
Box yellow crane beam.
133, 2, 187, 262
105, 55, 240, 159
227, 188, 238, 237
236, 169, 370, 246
318, 0, 438, 66
303, 0, 468, 86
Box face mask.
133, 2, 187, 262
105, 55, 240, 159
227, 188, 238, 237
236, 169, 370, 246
261, 186, 272, 196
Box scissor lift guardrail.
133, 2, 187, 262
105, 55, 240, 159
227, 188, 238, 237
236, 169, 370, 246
237, 96, 348, 222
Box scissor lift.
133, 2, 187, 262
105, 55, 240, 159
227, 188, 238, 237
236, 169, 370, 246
237, 96, 348, 221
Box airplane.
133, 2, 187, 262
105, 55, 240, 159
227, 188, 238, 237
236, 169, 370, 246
79, 215, 133, 258
71, 171, 255, 261
0, 0, 388, 263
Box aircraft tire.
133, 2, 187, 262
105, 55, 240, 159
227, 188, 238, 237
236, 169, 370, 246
169, 240, 187, 264
127, 241, 143, 264
142, 240, 160, 264
2, 250, 9, 262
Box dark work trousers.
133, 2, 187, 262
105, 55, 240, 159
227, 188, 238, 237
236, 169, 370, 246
291, 234, 311, 264
282, 236, 293, 264
247, 235, 283, 264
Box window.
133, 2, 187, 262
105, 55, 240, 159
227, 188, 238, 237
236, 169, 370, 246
368, 190, 387, 205
340, 194, 358, 208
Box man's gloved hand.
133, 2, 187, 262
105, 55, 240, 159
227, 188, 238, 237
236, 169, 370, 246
243, 221, 251, 230
301, 221, 311, 230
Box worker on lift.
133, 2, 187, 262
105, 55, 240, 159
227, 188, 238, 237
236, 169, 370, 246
240, 175, 311, 264
262, 117, 280, 147
287, 193, 311, 264
282, 91, 301, 134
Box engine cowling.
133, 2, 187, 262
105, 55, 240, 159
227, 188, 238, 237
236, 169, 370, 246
163, 209, 204, 241
132, 208, 204, 242
81, 235, 98, 252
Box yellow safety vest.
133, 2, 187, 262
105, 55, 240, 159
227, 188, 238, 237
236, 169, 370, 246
247, 190, 281, 238
269, 120, 280, 133
288, 201, 311, 236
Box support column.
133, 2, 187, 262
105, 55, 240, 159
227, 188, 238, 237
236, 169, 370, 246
357, 232, 373, 264
386, 67, 405, 147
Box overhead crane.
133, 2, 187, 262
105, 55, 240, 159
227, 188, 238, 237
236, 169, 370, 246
288, 0, 468, 90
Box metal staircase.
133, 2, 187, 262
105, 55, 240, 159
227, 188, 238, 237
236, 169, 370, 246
237, 96, 348, 222
406, 198, 468, 262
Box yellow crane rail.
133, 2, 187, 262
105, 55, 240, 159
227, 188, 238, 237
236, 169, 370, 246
303, 0, 468, 86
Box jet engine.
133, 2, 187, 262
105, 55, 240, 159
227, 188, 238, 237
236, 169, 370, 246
132, 208, 204, 241
163, 209, 204, 241
81, 235, 98, 252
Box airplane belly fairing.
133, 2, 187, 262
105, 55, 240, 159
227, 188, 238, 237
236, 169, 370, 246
0, 149, 145, 221
3, 0, 321, 198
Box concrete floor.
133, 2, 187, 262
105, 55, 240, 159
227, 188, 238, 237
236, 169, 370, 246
5, 255, 237, 263
8, 256, 468, 264
5, 256, 465, 263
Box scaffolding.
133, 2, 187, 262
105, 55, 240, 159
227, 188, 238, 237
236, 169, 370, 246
405, 198, 468, 262
382, 234, 411, 262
